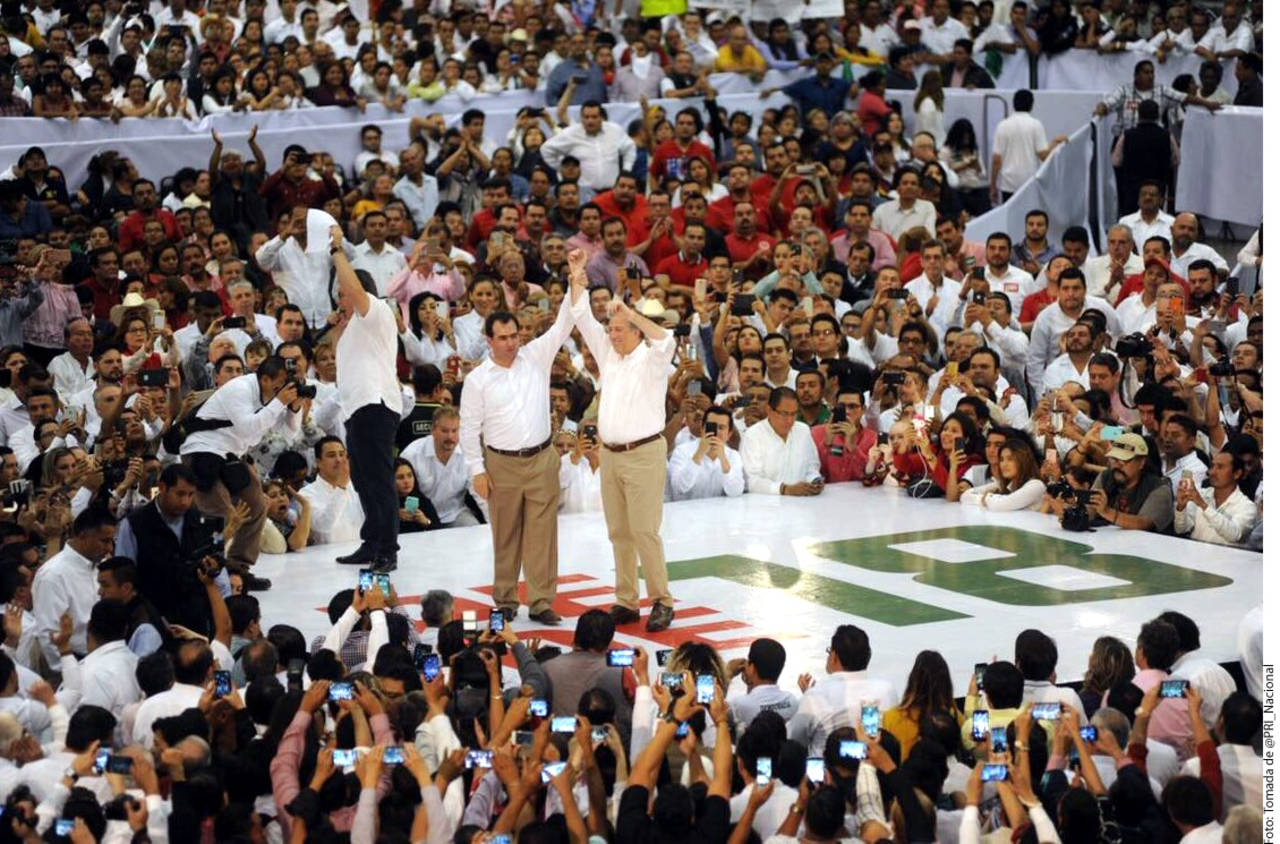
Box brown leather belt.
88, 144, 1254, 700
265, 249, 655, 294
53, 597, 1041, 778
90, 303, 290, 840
486, 438, 551, 458
603, 433, 662, 453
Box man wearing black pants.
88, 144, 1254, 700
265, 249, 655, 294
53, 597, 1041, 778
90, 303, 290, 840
328, 225, 402, 572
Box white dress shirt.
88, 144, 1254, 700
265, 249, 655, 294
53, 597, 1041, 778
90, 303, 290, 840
400, 330, 455, 368
1083, 251, 1146, 303
1182, 744, 1261, 821
298, 475, 365, 545
558, 454, 603, 513
255, 236, 348, 328
0, 696, 51, 743
667, 440, 746, 501
539, 122, 639, 192
1026, 298, 1121, 395
982, 263, 1039, 317
335, 297, 401, 422
1039, 353, 1091, 395
179, 373, 296, 458
1021, 679, 1085, 715
906, 275, 962, 340
79, 640, 142, 719
131, 683, 205, 748
1173, 487, 1258, 547
351, 242, 408, 297
393, 174, 441, 230
0, 394, 27, 447
871, 198, 937, 240
452, 310, 489, 362
31, 543, 98, 667
920, 15, 970, 52
1170, 242, 1229, 280
1117, 210, 1174, 251
786, 671, 898, 756
1115, 293, 1161, 337
740, 420, 822, 495
1169, 653, 1240, 727
459, 298, 576, 477
570, 298, 674, 445
173, 322, 204, 362
47, 353, 95, 405
400, 437, 470, 523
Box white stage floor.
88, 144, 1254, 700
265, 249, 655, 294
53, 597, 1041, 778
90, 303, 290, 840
253, 484, 1262, 691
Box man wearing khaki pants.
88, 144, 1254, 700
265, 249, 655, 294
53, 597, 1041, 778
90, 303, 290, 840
567, 263, 677, 632
459, 251, 578, 626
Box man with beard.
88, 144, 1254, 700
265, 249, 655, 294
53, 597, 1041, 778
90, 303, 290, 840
1168, 212, 1228, 281
1085, 433, 1174, 533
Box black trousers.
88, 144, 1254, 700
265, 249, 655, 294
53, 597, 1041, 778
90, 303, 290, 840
345, 403, 400, 556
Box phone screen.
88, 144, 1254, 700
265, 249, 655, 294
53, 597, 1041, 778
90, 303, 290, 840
755, 757, 772, 786
1031, 702, 1063, 720
981, 764, 1009, 782
971, 709, 990, 740
1079, 725, 1098, 742
529, 699, 548, 717
329, 682, 354, 701
551, 716, 577, 733
333, 748, 358, 766
383, 747, 405, 764
1159, 680, 1188, 698
214, 670, 231, 698
861, 704, 880, 738
466, 750, 493, 769
422, 654, 441, 681
541, 761, 567, 783
695, 674, 714, 704
489, 609, 505, 634
839, 740, 867, 760
607, 648, 635, 667
806, 757, 825, 783
990, 726, 1008, 754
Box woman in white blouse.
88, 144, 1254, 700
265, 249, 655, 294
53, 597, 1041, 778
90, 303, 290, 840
400, 292, 458, 368
961, 439, 1047, 511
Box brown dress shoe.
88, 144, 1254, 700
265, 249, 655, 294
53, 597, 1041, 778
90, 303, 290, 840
645, 603, 674, 632
530, 608, 562, 625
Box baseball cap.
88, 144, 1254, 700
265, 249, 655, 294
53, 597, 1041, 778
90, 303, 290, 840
1105, 432, 1149, 461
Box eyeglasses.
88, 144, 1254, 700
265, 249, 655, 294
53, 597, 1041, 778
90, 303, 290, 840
813, 329, 836, 338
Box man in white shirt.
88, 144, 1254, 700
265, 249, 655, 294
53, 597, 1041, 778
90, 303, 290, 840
179, 360, 300, 583
255, 206, 354, 330
1160, 414, 1209, 490
540, 102, 638, 193
299, 437, 365, 546
132, 640, 214, 747
919, 0, 970, 58
1117, 181, 1175, 251
47, 318, 95, 406
350, 211, 408, 297
990, 90, 1067, 204
871, 169, 936, 239
787, 624, 897, 756
668, 406, 746, 501
1040, 321, 1096, 396
981, 231, 1040, 318
1169, 213, 1229, 281
224, 280, 279, 349
761, 333, 797, 389
327, 231, 404, 571
32, 508, 116, 666
1084, 224, 1145, 303
1180, 691, 1261, 820
905, 239, 962, 341
740, 386, 823, 496
264, 0, 305, 44
460, 261, 578, 627
399, 408, 479, 527
568, 260, 677, 632
1027, 269, 1120, 397
1173, 449, 1257, 547
393, 145, 440, 230
77, 600, 142, 719
726, 638, 799, 731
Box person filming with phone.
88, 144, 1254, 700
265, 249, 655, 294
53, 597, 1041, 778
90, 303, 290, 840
1085, 432, 1174, 533
668, 405, 745, 500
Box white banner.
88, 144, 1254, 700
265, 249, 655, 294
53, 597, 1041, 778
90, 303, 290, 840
1174, 106, 1262, 226
1040, 50, 1238, 97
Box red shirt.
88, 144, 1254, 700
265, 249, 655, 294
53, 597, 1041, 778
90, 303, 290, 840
643, 226, 679, 268
118, 209, 180, 253
1019, 287, 1054, 324
592, 190, 650, 238
725, 231, 777, 279
1115, 271, 1190, 304
856, 90, 893, 138
82, 276, 121, 322
654, 251, 708, 288
258, 169, 340, 219
707, 193, 772, 234
649, 139, 715, 182
465, 207, 498, 250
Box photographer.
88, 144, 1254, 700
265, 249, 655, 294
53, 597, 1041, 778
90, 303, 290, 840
178, 356, 303, 591
558, 422, 603, 513
1086, 433, 1174, 533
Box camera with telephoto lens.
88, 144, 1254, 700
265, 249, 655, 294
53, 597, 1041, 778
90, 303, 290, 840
1060, 488, 1094, 532
283, 359, 317, 399
1115, 333, 1154, 358
1208, 360, 1234, 377
1046, 480, 1073, 499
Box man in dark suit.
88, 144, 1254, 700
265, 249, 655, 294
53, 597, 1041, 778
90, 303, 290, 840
939, 40, 995, 89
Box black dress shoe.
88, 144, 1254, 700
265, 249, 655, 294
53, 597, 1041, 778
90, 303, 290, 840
530, 608, 562, 625
370, 554, 398, 573
609, 605, 641, 625
336, 547, 377, 565
646, 603, 674, 632
241, 573, 273, 592
498, 606, 517, 623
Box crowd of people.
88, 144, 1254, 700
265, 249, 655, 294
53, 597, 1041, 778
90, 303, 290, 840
0, 0, 1266, 840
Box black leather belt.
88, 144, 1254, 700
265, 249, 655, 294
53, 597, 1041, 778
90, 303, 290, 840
486, 438, 551, 458
603, 433, 662, 453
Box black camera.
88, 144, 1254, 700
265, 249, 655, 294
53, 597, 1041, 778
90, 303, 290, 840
1208, 360, 1234, 377
886, 288, 909, 300
138, 368, 168, 388
223, 316, 247, 329
101, 459, 130, 491
882, 371, 905, 387
581, 424, 598, 442
293, 381, 317, 400
1046, 480, 1073, 499
673, 324, 691, 338
1060, 488, 1094, 532
1115, 333, 1154, 358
